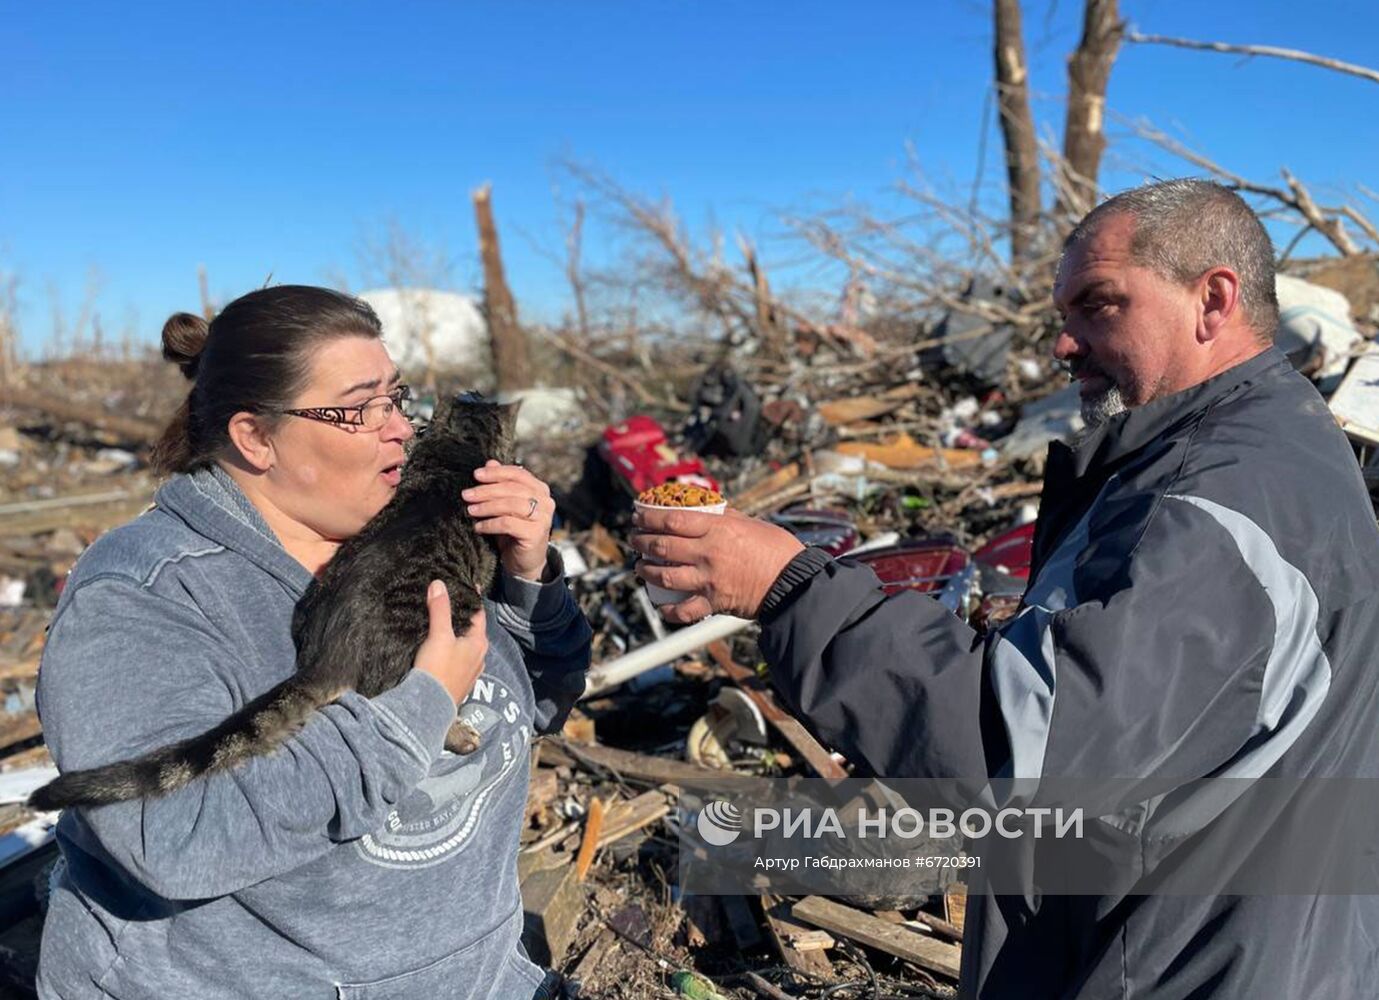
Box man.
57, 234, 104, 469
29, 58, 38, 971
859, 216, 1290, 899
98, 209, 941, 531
632, 179, 1379, 998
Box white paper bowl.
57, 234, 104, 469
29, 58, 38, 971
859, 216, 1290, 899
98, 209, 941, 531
633, 498, 727, 605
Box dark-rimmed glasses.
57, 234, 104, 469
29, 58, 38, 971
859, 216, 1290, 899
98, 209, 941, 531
279, 384, 413, 431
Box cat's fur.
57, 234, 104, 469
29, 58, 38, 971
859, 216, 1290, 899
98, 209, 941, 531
30, 396, 517, 811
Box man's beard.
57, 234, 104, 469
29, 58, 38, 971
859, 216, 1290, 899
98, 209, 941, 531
1065, 357, 1129, 427
1081, 383, 1128, 426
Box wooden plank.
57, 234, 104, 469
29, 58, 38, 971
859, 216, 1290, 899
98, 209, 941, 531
836, 432, 984, 471
574, 797, 605, 881
760, 893, 833, 977
520, 864, 584, 967
791, 896, 961, 980
734, 463, 801, 510
944, 883, 967, 935
914, 908, 964, 944
706, 642, 848, 780
787, 929, 835, 952
818, 385, 920, 427
597, 790, 670, 848
739, 481, 811, 518
547, 739, 729, 788
0, 387, 162, 444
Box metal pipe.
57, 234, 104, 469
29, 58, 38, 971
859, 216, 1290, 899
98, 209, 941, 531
582, 614, 753, 698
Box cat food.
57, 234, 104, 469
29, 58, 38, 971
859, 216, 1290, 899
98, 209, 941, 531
636, 482, 725, 508
633, 481, 727, 607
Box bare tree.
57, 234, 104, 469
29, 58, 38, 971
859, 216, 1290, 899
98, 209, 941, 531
0, 266, 19, 386
1057, 0, 1122, 222
564, 198, 591, 342
472, 183, 533, 392
561, 159, 753, 344
738, 234, 788, 360
994, 0, 1042, 263
198, 264, 215, 320
1125, 31, 1379, 86
1125, 116, 1378, 258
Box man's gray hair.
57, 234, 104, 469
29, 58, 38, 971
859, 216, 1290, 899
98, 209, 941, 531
1064, 179, 1279, 342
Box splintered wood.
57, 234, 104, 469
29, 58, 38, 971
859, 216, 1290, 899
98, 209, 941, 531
817, 385, 922, 426
761, 893, 834, 977
791, 895, 962, 980
836, 432, 985, 471
596, 790, 670, 849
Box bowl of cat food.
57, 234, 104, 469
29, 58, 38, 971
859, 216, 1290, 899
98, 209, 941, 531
633, 482, 727, 606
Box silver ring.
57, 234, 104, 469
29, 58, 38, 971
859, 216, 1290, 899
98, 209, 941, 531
525, 497, 539, 519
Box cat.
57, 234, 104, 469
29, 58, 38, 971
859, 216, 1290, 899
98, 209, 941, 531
30, 394, 517, 811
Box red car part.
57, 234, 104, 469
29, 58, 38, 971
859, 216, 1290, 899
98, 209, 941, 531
598, 416, 719, 497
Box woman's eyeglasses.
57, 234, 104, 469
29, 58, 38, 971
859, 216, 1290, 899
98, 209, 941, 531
279, 384, 413, 431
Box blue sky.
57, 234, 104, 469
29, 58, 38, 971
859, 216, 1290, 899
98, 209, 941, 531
4, 1, 1376, 353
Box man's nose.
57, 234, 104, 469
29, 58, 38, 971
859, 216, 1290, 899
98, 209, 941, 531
1052, 328, 1084, 362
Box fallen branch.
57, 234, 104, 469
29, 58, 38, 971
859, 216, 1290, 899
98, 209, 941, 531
546, 329, 687, 412
1124, 116, 1376, 257
1125, 31, 1379, 86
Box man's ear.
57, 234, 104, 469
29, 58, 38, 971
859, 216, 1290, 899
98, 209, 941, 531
1199, 266, 1243, 342
227, 411, 277, 472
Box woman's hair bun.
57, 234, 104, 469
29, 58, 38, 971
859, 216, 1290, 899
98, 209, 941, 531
161, 312, 210, 380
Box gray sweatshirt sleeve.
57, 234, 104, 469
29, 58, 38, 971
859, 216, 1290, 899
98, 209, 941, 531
492, 547, 592, 734
760, 495, 1288, 814
36, 576, 458, 901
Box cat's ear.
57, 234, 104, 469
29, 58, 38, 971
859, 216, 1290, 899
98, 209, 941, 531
496, 400, 521, 442
431, 394, 455, 430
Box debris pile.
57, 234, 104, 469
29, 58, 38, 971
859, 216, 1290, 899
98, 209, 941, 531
0, 259, 1376, 996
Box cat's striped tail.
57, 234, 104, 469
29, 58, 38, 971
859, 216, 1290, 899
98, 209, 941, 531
29, 677, 344, 811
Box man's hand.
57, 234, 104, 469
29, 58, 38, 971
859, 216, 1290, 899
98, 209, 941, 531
463, 460, 555, 581
630, 507, 805, 623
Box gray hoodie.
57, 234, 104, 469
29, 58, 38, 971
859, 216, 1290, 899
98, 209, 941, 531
35, 466, 592, 999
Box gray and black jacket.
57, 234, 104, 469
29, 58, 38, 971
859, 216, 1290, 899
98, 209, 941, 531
759, 347, 1379, 998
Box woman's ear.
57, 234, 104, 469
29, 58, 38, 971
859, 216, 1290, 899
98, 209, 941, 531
227, 411, 276, 472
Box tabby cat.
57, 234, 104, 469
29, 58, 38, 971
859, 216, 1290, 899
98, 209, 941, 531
30, 395, 516, 810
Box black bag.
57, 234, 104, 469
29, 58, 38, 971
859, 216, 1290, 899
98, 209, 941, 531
684, 365, 768, 457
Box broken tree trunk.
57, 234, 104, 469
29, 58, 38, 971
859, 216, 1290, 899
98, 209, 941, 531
738, 235, 787, 360
1057, 0, 1122, 222
1, 386, 162, 445
198, 265, 215, 321
994, 0, 1042, 263
472, 183, 533, 392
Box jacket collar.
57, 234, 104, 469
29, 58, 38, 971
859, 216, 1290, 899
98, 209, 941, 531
154, 466, 314, 597
1049, 346, 1292, 478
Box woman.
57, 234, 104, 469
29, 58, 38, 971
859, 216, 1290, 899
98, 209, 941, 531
35, 286, 592, 999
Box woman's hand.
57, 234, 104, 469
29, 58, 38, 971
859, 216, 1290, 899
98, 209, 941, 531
462, 460, 555, 581
414, 580, 488, 704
